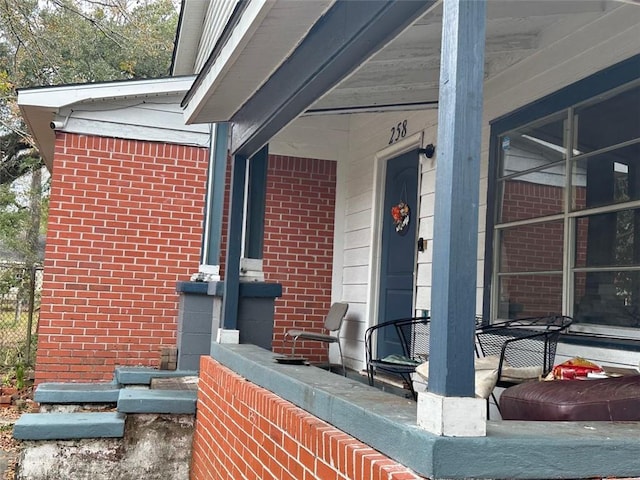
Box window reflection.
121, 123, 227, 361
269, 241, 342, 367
499, 113, 566, 178
575, 84, 640, 155
574, 211, 640, 327
575, 211, 640, 269
572, 143, 640, 211
574, 271, 640, 328
498, 165, 565, 223
492, 79, 640, 329
497, 274, 563, 319
500, 221, 564, 273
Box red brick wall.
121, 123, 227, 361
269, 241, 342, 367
36, 133, 209, 383
219, 155, 337, 363
191, 356, 424, 480
265, 156, 336, 362
37, 139, 336, 383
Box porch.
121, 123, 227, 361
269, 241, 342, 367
200, 342, 640, 479
175, 0, 640, 475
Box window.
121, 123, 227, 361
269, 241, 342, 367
488, 64, 640, 334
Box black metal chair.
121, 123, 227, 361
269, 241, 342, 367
365, 317, 430, 399
475, 315, 573, 413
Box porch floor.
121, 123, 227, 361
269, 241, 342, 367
212, 342, 640, 480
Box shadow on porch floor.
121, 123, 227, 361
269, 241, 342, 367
324, 364, 414, 398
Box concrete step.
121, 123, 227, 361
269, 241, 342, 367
13, 412, 125, 440
34, 382, 120, 404
114, 367, 198, 386
117, 388, 197, 414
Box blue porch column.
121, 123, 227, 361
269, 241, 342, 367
418, 0, 487, 437
239, 145, 269, 281
217, 146, 281, 350
200, 123, 229, 277
245, 145, 268, 259
176, 123, 229, 370
220, 152, 247, 333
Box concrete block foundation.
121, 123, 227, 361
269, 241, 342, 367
15, 414, 194, 480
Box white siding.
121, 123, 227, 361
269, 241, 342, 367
340, 110, 440, 371
56, 96, 210, 148
194, 1, 240, 73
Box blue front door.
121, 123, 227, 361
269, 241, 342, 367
377, 149, 419, 358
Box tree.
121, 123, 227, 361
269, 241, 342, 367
0, 0, 179, 265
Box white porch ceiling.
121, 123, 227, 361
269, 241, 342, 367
182, 0, 636, 123
311, 0, 624, 112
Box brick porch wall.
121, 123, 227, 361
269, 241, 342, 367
36, 133, 209, 383
191, 355, 424, 480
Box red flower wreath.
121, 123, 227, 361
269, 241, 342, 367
391, 202, 410, 234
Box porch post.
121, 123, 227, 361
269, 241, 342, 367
417, 0, 487, 437
217, 152, 247, 344
241, 144, 269, 281
197, 123, 229, 281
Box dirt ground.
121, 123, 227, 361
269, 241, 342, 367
1, 406, 23, 480
0, 387, 36, 480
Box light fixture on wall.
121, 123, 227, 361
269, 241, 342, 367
49, 114, 70, 130
418, 144, 435, 159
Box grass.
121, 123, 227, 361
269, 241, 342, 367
0, 307, 38, 372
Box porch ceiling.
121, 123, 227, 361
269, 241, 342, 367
183, 0, 624, 124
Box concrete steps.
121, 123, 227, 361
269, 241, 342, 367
33, 381, 120, 404
14, 367, 199, 442
13, 412, 125, 440
118, 388, 196, 414
114, 367, 198, 386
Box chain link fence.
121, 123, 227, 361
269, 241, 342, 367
0, 264, 42, 374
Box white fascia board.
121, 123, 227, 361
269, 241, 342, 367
63, 117, 210, 149
56, 98, 210, 145
182, 0, 274, 124
18, 76, 197, 109
182, 0, 335, 124
172, 0, 210, 76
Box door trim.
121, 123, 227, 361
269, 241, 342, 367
367, 131, 424, 334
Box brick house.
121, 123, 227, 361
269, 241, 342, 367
18, 77, 339, 384
17, 0, 640, 478
171, 1, 640, 479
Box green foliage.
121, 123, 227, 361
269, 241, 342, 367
0, 0, 178, 90
0, 185, 29, 260
0, 0, 178, 266
15, 362, 24, 389
0, 265, 26, 296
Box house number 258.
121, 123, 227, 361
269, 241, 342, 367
389, 120, 408, 145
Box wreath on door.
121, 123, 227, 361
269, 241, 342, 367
391, 201, 410, 235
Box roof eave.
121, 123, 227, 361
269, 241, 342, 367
182, 0, 334, 125
18, 76, 197, 170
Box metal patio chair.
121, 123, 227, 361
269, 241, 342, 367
475, 315, 573, 413
365, 316, 430, 400
285, 302, 349, 376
